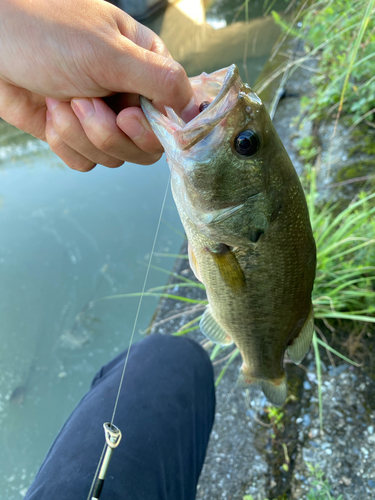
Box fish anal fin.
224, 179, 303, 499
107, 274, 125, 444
287, 306, 314, 364
206, 244, 246, 291
200, 306, 233, 346
237, 365, 287, 406
188, 243, 203, 283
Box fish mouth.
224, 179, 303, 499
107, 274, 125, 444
140, 64, 242, 152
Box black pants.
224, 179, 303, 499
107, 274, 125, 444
25, 334, 215, 499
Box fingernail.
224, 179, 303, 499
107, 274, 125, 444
46, 109, 51, 122
180, 96, 199, 123
45, 98, 60, 112
118, 115, 145, 140
72, 98, 95, 121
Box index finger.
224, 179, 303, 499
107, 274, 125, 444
96, 25, 198, 122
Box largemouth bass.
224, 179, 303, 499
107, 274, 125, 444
141, 65, 316, 405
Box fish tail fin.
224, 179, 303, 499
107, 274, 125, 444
287, 305, 314, 364
237, 369, 259, 388
261, 377, 288, 406
237, 365, 287, 406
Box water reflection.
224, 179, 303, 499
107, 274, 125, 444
148, 0, 282, 80
0, 0, 286, 497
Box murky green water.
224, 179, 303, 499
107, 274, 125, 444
0, 140, 185, 495
0, 0, 284, 497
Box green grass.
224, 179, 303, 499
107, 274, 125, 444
309, 183, 375, 324
305, 464, 344, 500
271, 0, 375, 128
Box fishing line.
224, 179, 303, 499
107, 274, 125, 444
110, 174, 171, 424
86, 174, 171, 500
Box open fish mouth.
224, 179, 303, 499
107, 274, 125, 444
140, 64, 243, 153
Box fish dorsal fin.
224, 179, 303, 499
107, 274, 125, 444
287, 305, 314, 364
200, 306, 233, 345
188, 243, 202, 283
206, 244, 246, 291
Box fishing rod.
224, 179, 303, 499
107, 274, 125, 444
90, 423, 122, 500
86, 176, 171, 500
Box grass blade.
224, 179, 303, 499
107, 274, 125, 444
315, 338, 361, 367
215, 349, 240, 387
173, 325, 201, 336
312, 332, 323, 434
210, 344, 223, 361
147, 282, 205, 292
99, 292, 207, 304
336, 0, 375, 117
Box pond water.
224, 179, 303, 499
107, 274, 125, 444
0, 0, 285, 497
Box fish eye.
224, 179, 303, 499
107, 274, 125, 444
234, 130, 260, 157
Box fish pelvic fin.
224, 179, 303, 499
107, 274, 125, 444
206, 244, 246, 291
200, 306, 233, 346
287, 305, 314, 364
237, 366, 287, 406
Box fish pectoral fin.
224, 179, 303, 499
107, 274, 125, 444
188, 243, 203, 283
200, 306, 233, 346
287, 305, 314, 364
206, 244, 246, 291
237, 367, 287, 406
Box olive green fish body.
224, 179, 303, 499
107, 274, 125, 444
176, 175, 315, 383
141, 65, 316, 405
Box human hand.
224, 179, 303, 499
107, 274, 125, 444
0, 0, 197, 171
